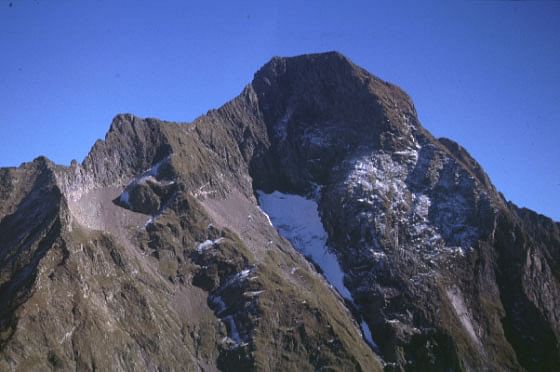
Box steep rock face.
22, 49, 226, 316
250, 53, 417, 193
0, 52, 558, 371
0, 158, 64, 351
244, 52, 559, 371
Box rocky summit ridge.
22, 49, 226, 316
0, 51, 559, 371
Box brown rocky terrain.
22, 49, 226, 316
0, 52, 558, 371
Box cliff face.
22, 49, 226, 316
0, 52, 558, 371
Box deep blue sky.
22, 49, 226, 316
1, 0, 559, 220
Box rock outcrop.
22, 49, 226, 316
0, 52, 558, 371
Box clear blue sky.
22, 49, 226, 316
1, 0, 559, 220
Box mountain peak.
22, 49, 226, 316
107, 113, 145, 134
251, 52, 416, 135
262, 50, 353, 71
253, 51, 365, 87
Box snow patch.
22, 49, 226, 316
221, 268, 254, 289
209, 295, 227, 315
257, 190, 377, 348
413, 194, 431, 219
360, 320, 375, 347
257, 206, 273, 226
196, 238, 225, 252
59, 326, 76, 344
446, 287, 481, 346
223, 315, 241, 344
274, 107, 294, 140
117, 155, 175, 206
244, 290, 264, 297
144, 216, 154, 228
197, 240, 214, 252
194, 182, 216, 198
257, 191, 352, 299
343, 151, 480, 257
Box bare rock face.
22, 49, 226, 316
0, 52, 558, 371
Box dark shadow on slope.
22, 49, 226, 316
0, 164, 63, 350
